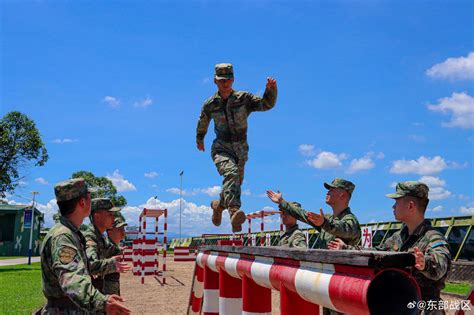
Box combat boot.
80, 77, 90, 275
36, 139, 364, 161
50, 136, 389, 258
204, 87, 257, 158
228, 207, 246, 233
211, 200, 225, 226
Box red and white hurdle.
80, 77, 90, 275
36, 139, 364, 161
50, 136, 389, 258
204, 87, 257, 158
174, 246, 197, 262
188, 245, 421, 315
246, 210, 282, 246
133, 208, 168, 285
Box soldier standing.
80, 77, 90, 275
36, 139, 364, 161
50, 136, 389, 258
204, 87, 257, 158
329, 182, 451, 313
83, 198, 130, 293
104, 212, 128, 295
267, 178, 361, 248
40, 178, 130, 314
278, 202, 307, 249
196, 63, 278, 232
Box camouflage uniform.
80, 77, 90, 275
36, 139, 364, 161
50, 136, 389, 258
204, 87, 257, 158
83, 198, 120, 293
345, 182, 451, 309
196, 63, 277, 213
40, 178, 108, 314
278, 224, 307, 249
280, 179, 361, 249
104, 212, 128, 295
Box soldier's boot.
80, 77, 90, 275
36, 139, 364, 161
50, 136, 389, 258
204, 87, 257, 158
229, 207, 246, 233
211, 200, 225, 226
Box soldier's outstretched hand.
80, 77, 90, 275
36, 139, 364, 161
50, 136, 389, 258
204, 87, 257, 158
106, 294, 131, 315
266, 77, 277, 90
413, 247, 426, 270
328, 238, 346, 250
266, 190, 283, 204
113, 256, 131, 273
306, 208, 325, 226
197, 143, 205, 152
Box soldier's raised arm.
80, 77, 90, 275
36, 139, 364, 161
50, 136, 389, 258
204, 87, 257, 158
311, 211, 361, 243
413, 236, 451, 281
246, 77, 278, 112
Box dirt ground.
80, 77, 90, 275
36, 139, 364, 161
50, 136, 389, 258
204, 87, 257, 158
121, 259, 471, 315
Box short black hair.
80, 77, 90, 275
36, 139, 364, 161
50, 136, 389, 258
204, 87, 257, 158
57, 193, 87, 216
405, 196, 429, 213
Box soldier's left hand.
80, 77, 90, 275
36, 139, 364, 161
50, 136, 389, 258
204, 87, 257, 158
413, 247, 426, 270
266, 77, 277, 89
306, 209, 325, 226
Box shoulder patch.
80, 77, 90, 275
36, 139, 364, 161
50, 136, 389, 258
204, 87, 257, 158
59, 246, 77, 264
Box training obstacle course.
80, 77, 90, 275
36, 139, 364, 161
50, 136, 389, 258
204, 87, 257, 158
132, 208, 168, 285
188, 245, 421, 315
246, 210, 281, 246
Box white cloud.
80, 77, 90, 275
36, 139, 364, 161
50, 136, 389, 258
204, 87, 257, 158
460, 206, 474, 214
428, 92, 474, 129
298, 144, 316, 157
106, 169, 137, 192
428, 205, 443, 212
166, 186, 222, 197
242, 189, 251, 196
6, 197, 59, 228
429, 187, 452, 200
426, 52, 474, 80
103, 96, 120, 108
133, 96, 153, 108
408, 134, 426, 143
52, 138, 78, 144
201, 77, 211, 84
419, 176, 446, 187
200, 186, 222, 197
35, 177, 49, 185
144, 171, 159, 178
389, 182, 398, 189
390, 156, 448, 175
347, 157, 374, 174
306, 151, 347, 169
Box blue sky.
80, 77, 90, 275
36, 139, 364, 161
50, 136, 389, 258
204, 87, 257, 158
1, 1, 473, 237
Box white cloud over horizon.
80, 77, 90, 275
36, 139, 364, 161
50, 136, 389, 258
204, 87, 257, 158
133, 96, 153, 108
144, 171, 159, 178
306, 151, 348, 169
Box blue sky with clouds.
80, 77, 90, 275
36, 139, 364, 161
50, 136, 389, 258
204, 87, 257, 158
1, 1, 473, 236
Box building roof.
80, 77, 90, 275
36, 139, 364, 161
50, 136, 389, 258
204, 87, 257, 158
0, 203, 43, 218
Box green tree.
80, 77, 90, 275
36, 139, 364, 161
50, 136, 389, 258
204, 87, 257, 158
0, 112, 49, 197
71, 170, 127, 207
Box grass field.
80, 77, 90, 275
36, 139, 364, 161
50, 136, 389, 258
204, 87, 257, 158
0, 263, 45, 314
443, 282, 472, 296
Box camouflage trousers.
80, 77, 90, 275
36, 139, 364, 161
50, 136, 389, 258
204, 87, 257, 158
212, 151, 245, 209
104, 273, 121, 295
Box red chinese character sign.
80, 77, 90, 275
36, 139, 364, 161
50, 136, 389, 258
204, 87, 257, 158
361, 226, 373, 248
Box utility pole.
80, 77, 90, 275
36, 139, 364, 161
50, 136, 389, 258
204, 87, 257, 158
28, 191, 39, 265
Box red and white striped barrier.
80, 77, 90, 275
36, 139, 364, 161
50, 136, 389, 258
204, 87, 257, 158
246, 210, 281, 247
174, 246, 197, 262
135, 208, 168, 285
188, 246, 421, 315
122, 246, 133, 262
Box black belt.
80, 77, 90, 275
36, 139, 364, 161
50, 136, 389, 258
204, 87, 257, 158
217, 133, 247, 142
46, 297, 77, 308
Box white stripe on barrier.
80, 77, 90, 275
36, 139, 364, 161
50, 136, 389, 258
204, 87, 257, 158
219, 297, 242, 315
250, 256, 274, 289
207, 252, 219, 272
193, 275, 204, 299
224, 254, 240, 279
203, 289, 219, 313
196, 252, 204, 267
294, 261, 337, 310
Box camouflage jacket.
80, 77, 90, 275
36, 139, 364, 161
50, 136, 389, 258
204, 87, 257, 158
196, 87, 277, 162
103, 238, 122, 295
83, 224, 118, 279
278, 224, 307, 249
280, 201, 361, 249
346, 219, 451, 300
40, 216, 107, 313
